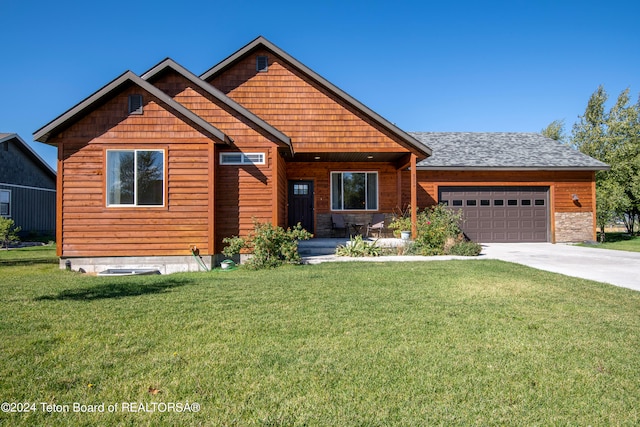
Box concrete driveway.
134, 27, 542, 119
481, 243, 640, 292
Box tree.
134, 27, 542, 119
571, 86, 640, 237
0, 217, 21, 249
541, 119, 567, 143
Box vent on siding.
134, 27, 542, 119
256, 55, 268, 72
128, 94, 143, 114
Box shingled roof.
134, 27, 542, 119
409, 132, 609, 170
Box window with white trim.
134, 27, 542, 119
106, 150, 165, 206
0, 190, 10, 217
331, 172, 378, 210
219, 152, 265, 165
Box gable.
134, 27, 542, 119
0, 133, 56, 188
202, 37, 431, 161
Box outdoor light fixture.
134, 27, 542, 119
572, 194, 579, 202
314, 156, 321, 160
367, 155, 374, 159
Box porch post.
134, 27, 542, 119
410, 154, 418, 239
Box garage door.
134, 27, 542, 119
439, 186, 549, 243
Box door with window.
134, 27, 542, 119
288, 181, 314, 233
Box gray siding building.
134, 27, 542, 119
0, 133, 56, 237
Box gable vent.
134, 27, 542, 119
256, 56, 268, 72
128, 94, 143, 114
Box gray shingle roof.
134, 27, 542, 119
409, 132, 609, 170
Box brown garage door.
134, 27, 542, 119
439, 186, 549, 243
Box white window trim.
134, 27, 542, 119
0, 189, 11, 217
219, 152, 265, 165
330, 171, 379, 211
106, 149, 166, 208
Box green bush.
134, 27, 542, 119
222, 220, 312, 269
0, 217, 21, 249
389, 204, 480, 256
335, 235, 381, 257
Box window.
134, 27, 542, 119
494, 200, 504, 206
521, 199, 531, 206
508, 199, 518, 206
107, 150, 164, 206
452, 200, 463, 206
219, 152, 265, 165
480, 199, 490, 206
466, 200, 477, 206
331, 172, 378, 210
293, 184, 309, 195
535, 199, 545, 206
257, 56, 268, 72
128, 94, 143, 114
0, 190, 10, 217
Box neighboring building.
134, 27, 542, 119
0, 133, 56, 238
34, 36, 607, 273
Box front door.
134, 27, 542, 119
288, 180, 314, 233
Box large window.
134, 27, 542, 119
0, 190, 10, 217
331, 172, 378, 210
107, 150, 164, 206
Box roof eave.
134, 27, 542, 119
201, 36, 431, 159
34, 71, 232, 146
1, 133, 56, 177
416, 165, 611, 171
143, 58, 293, 154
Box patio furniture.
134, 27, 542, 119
331, 213, 348, 237
367, 213, 385, 238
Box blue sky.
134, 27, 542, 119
1, 0, 639, 170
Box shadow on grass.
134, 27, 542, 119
0, 258, 59, 266
35, 277, 192, 301
603, 232, 637, 243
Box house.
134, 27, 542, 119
34, 36, 607, 273
0, 133, 56, 238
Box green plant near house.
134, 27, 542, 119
335, 235, 381, 257
0, 217, 21, 249
222, 220, 312, 269
389, 204, 479, 256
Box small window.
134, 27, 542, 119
257, 56, 268, 72
293, 184, 309, 195
466, 200, 477, 206
521, 199, 531, 206
480, 199, 490, 206
452, 200, 463, 206
128, 94, 143, 114
0, 190, 10, 217
494, 200, 504, 206
441, 200, 449, 206
535, 199, 545, 206
220, 152, 265, 165
507, 199, 518, 206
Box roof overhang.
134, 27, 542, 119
201, 36, 432, 161
416, 166, 611, 171
34, 71, 233, 145
0, 133, 56, 178
142, 58, 293, 154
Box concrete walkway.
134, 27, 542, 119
299, 239, 640, 292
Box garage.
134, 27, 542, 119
439, 186, 549, 243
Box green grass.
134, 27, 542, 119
582, 232, 640, 252
1, 248, 639, 426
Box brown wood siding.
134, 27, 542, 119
286, 162, 401, 214
411, 170, 595, 214
207, 49, 410, 154
151, 71, 281, 252
52, 87, 215, 257
277, 150, 288, 228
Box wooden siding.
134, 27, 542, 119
207, 49, 410, 154
52, 87, 215, 257
151, 71, 281, 251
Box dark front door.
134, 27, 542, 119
288, 180, 314, 233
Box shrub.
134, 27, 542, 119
0, 217, 21, 249
448, 241, 483, 256
222, 220, 312, 269
390, 204, 480, 256
335, 235, 381, 257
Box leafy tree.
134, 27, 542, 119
571, 86, 640, 237
0, 217, 21, 249
541, 119, 567, 143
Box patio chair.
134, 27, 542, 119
331, 213, 348, 237
367, 213, 385, 238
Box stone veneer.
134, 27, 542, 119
554, 212, 595, 243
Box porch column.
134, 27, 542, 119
410, 154, 418, 239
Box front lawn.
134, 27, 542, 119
584, 232, 640, 253
1, 253, 639, 425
